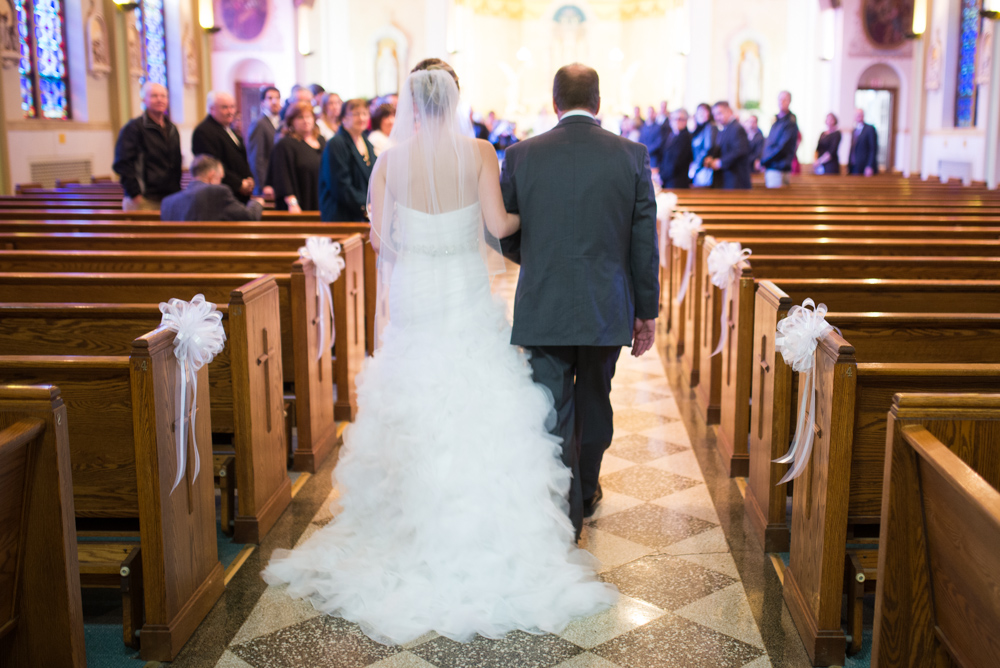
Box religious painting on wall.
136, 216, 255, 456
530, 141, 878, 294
926, 29, 943, 90
862, 0, 914, 50
375, 39, 399, 96
552, 5, 586, 67
736, 41, 762, 110
221, 0, 267, 41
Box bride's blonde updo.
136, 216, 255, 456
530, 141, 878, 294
408, 59, 460, 119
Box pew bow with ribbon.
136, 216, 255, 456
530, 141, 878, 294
298, 237, 345, 362
707, 242, 752, 357
655, 191, 679, 268
772, 298, 834, 485
669, 210, 703, 303
159, 294, 227, 494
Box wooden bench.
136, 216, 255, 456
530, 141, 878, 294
0, 329, 224, 661
0, 277, 292, 543
745, 279, 1000, 551
0, 385, 86, 667
781, 331, 1000, 666
873, 393, 1000, 668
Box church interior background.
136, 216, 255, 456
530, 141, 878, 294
0, 0, 997, 192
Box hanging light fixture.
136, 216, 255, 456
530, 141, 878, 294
113, 0, 139, 11
199, 0, 221, 33
912, 0, 927, 36
983, 0, 1000, 20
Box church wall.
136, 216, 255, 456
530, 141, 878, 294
210, 0, 298, 104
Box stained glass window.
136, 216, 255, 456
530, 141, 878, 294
136, 0, 167, 87
13, 0, 70, 120
956, 0, 982, 128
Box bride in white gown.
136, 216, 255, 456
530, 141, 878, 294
263, 65, 618, 646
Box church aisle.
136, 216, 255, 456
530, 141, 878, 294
197, 269, 812, 668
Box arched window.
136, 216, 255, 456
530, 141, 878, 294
136, 0, 167, 87
15, 0, 71, 120
956, 0, 982, 127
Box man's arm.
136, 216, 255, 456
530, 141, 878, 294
215, 186, 262, 221
718, 126, 750, 170
498, 145, 521, 264
112, 122, 143, 198
246, 121, 269, 195
865, 127, 878, 172
630, 146, 660, 322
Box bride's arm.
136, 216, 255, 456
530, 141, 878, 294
368, 158, 386, 254
477, 140, 520, 239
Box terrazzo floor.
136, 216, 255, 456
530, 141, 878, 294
158, 267, 825, 668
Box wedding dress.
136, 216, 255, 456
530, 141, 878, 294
262, 69, 617, 646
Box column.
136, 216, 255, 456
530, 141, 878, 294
985, 18, 1000, 189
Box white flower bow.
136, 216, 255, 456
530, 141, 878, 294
772, 299, 835, 484
707, 242, 752, 356
656, 192, 679, 268
299, 237, 345, 361
159, 294, 227, 494
670, 211, 703, 303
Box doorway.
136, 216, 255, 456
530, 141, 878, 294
854, 88, 896, 172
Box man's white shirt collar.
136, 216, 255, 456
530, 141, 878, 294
561, 109, 596, 120
264, 110, 280, 129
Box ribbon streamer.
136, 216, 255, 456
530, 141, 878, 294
771, 299, 834, 484
655, 191, 679, 268
669, 210, 702, 303
707, 242, 752, 356
299, 237, 345, 361
159, 294, 227, 494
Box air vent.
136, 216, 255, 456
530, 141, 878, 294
30, 159, 92, 188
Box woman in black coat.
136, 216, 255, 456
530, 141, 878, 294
318, 99, 376, 222
268, 101, 326, 211
813, 113, 842, 176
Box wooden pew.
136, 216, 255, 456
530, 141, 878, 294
781, 331, 1000, 666
0, 386, 86, 668
0, 277, 291, 544
0, 208, 324, 221
873, 393, 1000, 668
0, 329, 225, 661
745, 279, 1000, 551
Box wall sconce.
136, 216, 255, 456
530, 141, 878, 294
113, 0, 139, 11
297, 5, 312, 55
982, 0, 1000, 20
199, 0, 221, 33
911, 0, 927, 37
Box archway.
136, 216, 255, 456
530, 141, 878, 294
856, 63, 902, 171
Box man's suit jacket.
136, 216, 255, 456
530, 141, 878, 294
499, 115, 659, 348
712, 120, 752, 189
653, 127, 693, 189
160, 180, 263, 221
637, 121, 662, 168
848, 123, 879, 174
192, 115, 254, 202
319, 126, 374, 222
246, 114, 277, 196
748, 130, 765, 169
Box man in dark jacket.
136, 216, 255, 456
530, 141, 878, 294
759, 91, 798, 188
112, 82, 182, 211
848, 108, 879, 176
161, 155, 264, 221
192, 91, 254, 203
246, 86, 281, 198
653, 108, 693, 189
706, 101, 752, 189
637, 107, 662, 169
745, 115, 764, 171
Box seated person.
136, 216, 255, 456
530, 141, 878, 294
161, 155, 264, 221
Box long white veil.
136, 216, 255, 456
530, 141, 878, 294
367, 68, 505, 349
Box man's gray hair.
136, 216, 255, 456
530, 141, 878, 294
140, 81, 165, 100
206, 90, 225, 113
190, 154, 223, 179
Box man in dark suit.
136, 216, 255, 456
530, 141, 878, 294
246, 86, 281, 198
192, 91, 255, 203
500, 63, 659, 539
848, 108, 879, 176
706, 101, 752, 189
160, 155, 263, 221
652, 108, 693, 188
637, 107, 662, 169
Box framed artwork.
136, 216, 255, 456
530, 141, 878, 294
862, 0, 914, 50
221, 0, 267, 41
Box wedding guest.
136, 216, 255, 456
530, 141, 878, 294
814, 113, 842, 175
280, 84, 313, 121
689, 103, 717, 187
246, 86, 281, 197
470, 110, 490, 140
269, 101, 326, 212
759, 91, 798, 188
652, 108, 693, 189
319, 98, 375, 221
161, 155, 264, 221
309, 83, 326, 111
638, 108, 662, 168
316, 92, 343, 140
367, 102, 396, 157
848, 108, 879, 176
656, 100, 669, 125
705, 101, 751, 190
192, 91, 254, 202
113, 82, 181, 211
744, 115, 764, 171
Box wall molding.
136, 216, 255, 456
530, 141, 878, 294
6, 120, 115, 132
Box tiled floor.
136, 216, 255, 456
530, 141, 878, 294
172, 266, 815, 668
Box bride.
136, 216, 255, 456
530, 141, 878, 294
263, 63, 618, 645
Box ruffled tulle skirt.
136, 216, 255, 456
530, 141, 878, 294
263, 276, 618, 645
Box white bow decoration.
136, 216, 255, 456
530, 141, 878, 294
669, 210, 703, 303
159, 294, 227, 494
656, 192, 679, 268
707, 242, 752, 356
299, 237, 345, 361
772, 299, 834, 484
